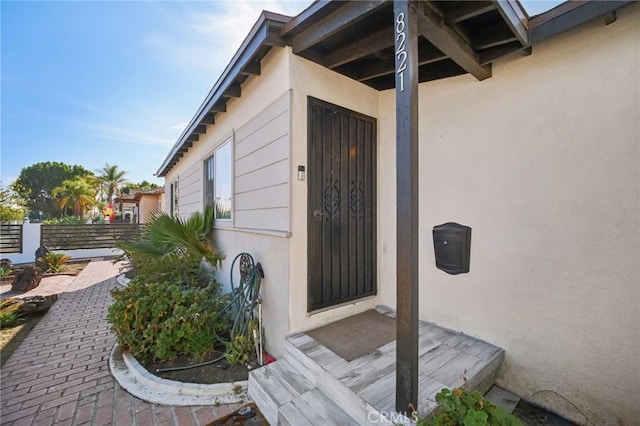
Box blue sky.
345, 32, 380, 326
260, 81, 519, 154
1, 0, 562, 187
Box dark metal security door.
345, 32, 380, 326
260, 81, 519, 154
308, 97, 377, 311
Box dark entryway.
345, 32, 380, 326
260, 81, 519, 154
307, 97, 377, 311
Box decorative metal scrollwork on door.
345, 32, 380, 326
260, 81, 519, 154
323, 178, 340, 221
350, 180, 364, 220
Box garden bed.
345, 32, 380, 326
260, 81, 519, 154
144, 351, 249, 385
0, 260, 90, 286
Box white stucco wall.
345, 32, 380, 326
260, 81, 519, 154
288, 52, 382, 334
163, 47, 292, 358
377, 4, 639, 424
161, 5, 638, 420
213, 229, 289, 360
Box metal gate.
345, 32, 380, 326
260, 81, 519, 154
307, 97, 377, 311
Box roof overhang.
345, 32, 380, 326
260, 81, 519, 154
156, 11, 290, 177
156, 0, 633, 178
529, 0, 633, 43
280, 0, 531, 89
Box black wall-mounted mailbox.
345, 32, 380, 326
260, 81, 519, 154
433, 222, 471, 275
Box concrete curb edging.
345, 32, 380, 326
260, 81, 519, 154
115, 273, 130, 288
109, 344, 249, 406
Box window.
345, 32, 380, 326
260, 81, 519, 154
204, 140, 232, 220
169, 180, 179, 216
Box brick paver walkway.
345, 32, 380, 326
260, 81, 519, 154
1, 261, 242, 425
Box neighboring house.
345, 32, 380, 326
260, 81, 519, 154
134, 188, 165, 223
115, 188, 164, 223
156, 1, 639, 424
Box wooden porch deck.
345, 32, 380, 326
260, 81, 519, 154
249, 306, 504, 425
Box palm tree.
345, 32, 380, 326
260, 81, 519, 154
118, 204, 222, 284
52, 176, 97, 218
97, 164, 127, 203
83, 173, 107, 217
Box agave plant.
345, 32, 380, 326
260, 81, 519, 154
37, 252, 71, 273
118, 204, 222, 285
0, 265, 11, 277
0, 298, 24, 328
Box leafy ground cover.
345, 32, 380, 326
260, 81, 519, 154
109, 206, 260, 385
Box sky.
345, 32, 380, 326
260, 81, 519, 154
1, 0, 562, 187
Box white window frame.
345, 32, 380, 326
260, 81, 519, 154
203, 136, 233, 224
169, 178, 179, 217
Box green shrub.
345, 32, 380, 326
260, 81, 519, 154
42, 216, 86, 225
0, 265, 11, 277
225, 318, 261, 366
0, 298, 24, 328
419, 388, 523, 426
37, 252, 71, 273
117, 204, 223, 286
107, 276, 229, 362
0, 311, 23, 328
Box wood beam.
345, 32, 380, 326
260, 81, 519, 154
210, 102, 227, 113
493, 0, 529, 46
447, 1, 495, 24
202, 112, 215, 125
195, 124, 207, 134
355, 44, 446, 82
479, 41, 528, 65
418, 59, 466, 81
413, 1, 491, 81
472, 26, 518, 50
241, 60, 261, 75
394, 0, 419, 415
280, 0, 336, 37
289, 0, 387, 54
529, 0, 632, 44
324, 28, 393, 69
186, 134, 199, 142
223, 84, 241, 98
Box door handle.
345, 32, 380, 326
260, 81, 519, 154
313, 210, 325, 218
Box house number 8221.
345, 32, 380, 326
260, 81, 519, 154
396, 12, 407, 92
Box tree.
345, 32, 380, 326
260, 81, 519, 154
120, 180, 160, 195
0, 182, 27, 223
52, 176, 97, 218
82, 174, 107, 212
97, 164, 127, 203
119, 204, 221, 282
13, 162, 92, 219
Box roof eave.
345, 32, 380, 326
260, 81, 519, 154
156, 11, 290, 178
529, 0, 634, 44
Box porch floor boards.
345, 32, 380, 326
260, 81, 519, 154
249, 306, 504, 425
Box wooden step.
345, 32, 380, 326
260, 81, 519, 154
248, 359, 314, 426
278, 388, 359, 426
283, 336, 393, 425
249, 308, 505, 425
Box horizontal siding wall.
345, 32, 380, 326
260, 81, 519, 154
178, 161, 202, 219
234, 91, 290, 232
